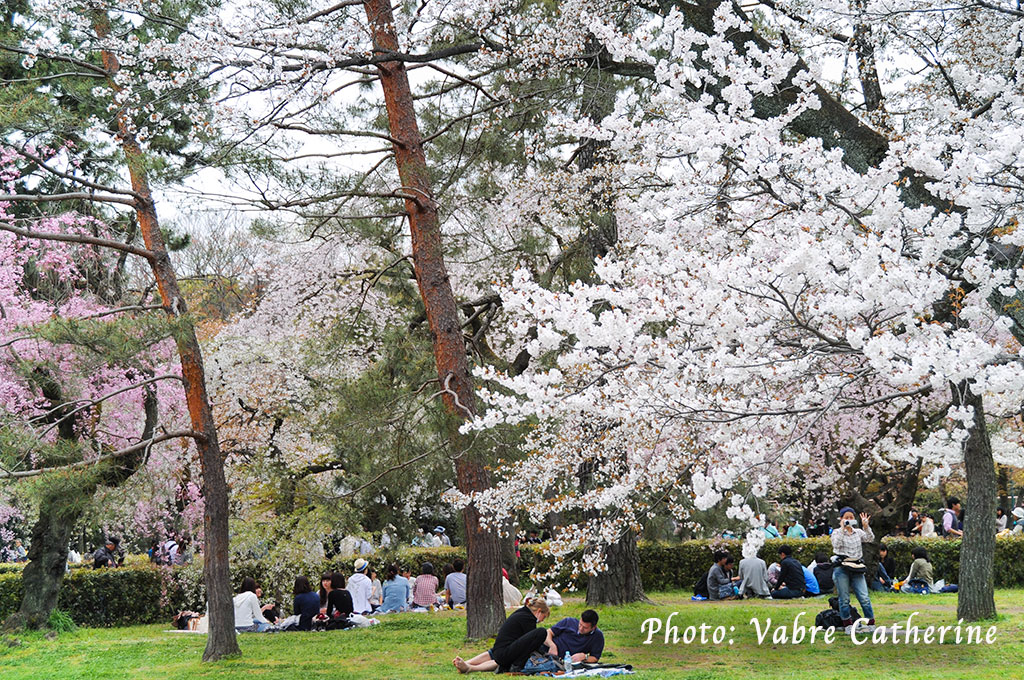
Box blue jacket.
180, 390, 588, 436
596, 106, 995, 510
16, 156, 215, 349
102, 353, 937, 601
379, 576, 411, 613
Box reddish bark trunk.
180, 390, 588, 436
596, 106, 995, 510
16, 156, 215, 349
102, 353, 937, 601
363, 0, 505, 639
94, 12, 238, 661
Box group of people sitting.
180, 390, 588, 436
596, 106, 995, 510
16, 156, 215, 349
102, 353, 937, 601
453, 601, 605, 674
703, 507, 969, 633
220, 557, 481, 633
706, 543, 949, 601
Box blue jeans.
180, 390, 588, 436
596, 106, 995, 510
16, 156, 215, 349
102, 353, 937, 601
770, 587, 803, 599
835, 566, 874, 622
869, 563, 892, 591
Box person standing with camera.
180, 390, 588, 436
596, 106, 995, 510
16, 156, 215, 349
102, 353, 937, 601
831, 507, 877, 634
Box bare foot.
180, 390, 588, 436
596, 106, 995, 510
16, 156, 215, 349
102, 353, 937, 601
453, 657, 470, 673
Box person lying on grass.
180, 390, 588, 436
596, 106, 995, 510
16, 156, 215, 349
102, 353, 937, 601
453, 598, 551, 673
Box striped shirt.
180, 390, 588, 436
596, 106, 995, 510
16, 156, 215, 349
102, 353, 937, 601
830, 524, 874, 561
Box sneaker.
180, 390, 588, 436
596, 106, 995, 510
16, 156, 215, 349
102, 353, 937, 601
860, 623, 876, 633
843, 624, 855, 635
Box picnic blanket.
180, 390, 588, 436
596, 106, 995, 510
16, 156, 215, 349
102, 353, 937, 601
511, 662, 635, 677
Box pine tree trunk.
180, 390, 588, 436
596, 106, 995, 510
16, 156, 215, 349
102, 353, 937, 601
4, 379, 158, 630
586, 530, 647, 605
93, 11, 239, 661
3, 495, 81, 630
954, 384, 997, 621
363, 0, 504, 639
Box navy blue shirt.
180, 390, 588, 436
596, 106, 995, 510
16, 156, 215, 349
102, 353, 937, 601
293, 591, 321, 631
778, 556, 806, 594
551, 617, 604, 660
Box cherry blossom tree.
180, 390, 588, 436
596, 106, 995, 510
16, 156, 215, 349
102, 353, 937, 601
448, 0, 1024, 622
0, 149, 191, 626
1, 2, 240, 654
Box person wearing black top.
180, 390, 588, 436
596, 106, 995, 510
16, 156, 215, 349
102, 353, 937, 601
93, 536, 123, 569
292, 575, 321, 631
770, 545, 806, 599
812, 552, 835, 594
453, 599, 552, 673
870, 544, 896, 591
325, 572, 354, 627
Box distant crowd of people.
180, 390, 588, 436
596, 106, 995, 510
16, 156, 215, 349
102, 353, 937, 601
702, 508, 879, 633
191, 557, 521, 633
752, 497, 1024, 542
702, 506, 972, 634
171, 556, 613, 674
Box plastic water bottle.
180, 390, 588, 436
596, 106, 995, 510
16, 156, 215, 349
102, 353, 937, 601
564, 650, 572, 670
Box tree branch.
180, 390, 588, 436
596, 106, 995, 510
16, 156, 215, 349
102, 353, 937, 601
0, 430, 197, 479
0, 223, 155, 260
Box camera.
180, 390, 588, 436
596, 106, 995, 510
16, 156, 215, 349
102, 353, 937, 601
841, 518, 857, 527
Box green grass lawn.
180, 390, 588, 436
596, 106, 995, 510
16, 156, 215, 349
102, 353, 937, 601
3, 590, 1024, 679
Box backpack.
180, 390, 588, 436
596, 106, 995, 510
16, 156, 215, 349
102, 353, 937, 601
814, 609, 844, 630
520, 652, 564, 675
822, 596, 859, 624
694, 572, 709, 598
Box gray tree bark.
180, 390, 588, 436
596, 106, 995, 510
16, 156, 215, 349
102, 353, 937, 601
953, 383, 997, 621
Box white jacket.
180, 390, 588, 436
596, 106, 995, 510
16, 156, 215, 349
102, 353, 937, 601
348, 572, 373, 613
232, 591, 268, 628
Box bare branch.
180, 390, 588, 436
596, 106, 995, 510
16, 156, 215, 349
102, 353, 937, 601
9, 146, 142, 199
0, 191, 137, 207
34, 374, 184, 440
425, 63, 500, 102
0, 223, 155, 261
974, 1, 1024, 18
297, 0, 364, 23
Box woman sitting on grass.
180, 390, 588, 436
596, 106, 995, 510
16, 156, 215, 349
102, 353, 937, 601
412, 562, 439, 610
325, 572, 354, 626
901, 547, 934, 593
453, 598, 552, 673
319, 572, 336, 611
233, 577, 274, 633
293, 575, 321, 631
379, 564, 411, 613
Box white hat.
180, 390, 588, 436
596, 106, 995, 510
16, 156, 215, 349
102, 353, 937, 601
1013, 507, 1024, 519
354, 558, 368, 572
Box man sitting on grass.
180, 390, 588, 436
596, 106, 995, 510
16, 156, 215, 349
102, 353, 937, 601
707, 551, 737, 600
770, 544, 806, 599
545, 609, 604, 663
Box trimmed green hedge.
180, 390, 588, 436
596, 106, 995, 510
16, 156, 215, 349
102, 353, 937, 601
520, 537, 1024, 591
0, 564, 191, 627
3, 538, 1024, 627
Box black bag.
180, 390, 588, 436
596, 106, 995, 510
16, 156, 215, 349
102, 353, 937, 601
826, 596, 859, 622
694, 572, 709, 598
814, 609, 843, 630
326, 613, 355, 630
